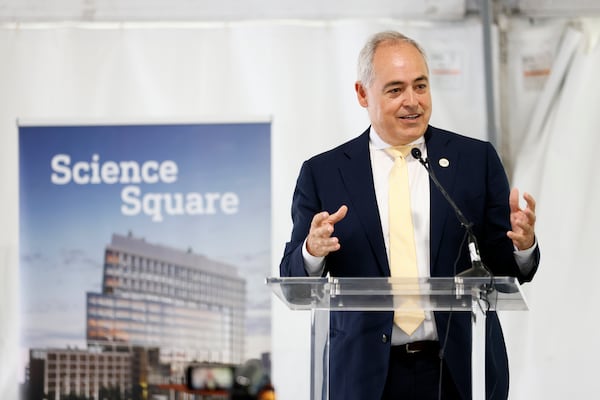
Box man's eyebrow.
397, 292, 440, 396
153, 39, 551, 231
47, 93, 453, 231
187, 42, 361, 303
382, 75, 429, 91
382, 80, 405, 90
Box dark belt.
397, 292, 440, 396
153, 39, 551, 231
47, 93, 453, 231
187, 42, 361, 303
391, 341, 440, 356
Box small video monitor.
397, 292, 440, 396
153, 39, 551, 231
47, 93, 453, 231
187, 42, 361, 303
186, 364, 235, 391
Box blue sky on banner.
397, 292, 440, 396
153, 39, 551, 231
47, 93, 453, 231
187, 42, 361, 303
18, 122, 271, 360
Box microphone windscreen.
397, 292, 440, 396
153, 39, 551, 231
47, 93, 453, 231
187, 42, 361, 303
411, 147, 422, 160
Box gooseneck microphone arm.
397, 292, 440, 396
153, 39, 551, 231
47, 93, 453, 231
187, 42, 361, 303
410, 147, 491, 277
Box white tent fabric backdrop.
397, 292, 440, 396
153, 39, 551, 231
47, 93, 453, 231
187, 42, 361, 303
1, 16, 597, 400
501, 18, 567, 172
502, 18, 600, 399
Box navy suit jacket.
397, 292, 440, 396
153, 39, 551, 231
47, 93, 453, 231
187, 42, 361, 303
280, 126, 539, 400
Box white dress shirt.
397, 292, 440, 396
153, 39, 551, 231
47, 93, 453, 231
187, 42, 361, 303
369, 129, 438, 344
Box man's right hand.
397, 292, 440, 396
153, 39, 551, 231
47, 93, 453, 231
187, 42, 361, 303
306, 205, 348, 257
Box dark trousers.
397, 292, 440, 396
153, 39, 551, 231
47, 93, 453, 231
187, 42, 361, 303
382, 343, 462, 400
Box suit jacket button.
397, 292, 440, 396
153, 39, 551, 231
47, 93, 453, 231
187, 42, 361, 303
382, 334, 389, 343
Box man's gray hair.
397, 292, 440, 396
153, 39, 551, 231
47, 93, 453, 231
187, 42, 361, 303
357, 31, 428, 87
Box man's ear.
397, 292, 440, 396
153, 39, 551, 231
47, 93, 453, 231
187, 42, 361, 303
355, 81, 368, 108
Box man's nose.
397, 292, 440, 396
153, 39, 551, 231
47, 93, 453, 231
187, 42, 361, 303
403, 88, 418, 106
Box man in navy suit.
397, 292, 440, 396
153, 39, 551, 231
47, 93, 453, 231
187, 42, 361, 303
280, 31, 539, 400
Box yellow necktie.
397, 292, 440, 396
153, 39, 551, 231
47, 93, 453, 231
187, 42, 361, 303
386, 145, 424, 335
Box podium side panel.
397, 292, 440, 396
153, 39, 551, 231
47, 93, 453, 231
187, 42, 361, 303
311, 309, 329, 400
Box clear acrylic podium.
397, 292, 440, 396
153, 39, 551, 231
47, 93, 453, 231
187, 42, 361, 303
267, 276, 528, 400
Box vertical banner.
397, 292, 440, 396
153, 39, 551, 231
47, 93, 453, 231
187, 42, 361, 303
18, 121, 271, 400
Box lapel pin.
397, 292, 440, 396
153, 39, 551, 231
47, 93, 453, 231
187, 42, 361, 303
439, 158, 450, 168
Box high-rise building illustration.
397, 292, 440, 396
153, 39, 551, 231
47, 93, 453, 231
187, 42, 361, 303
25, 233, 248, 400
86, 233, 246, 367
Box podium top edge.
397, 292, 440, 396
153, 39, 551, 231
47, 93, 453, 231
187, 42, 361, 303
266, 276, 519, 284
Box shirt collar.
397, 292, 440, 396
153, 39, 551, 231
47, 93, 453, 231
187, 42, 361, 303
368, 126, 426, 150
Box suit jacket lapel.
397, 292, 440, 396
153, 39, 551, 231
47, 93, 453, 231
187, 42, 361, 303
425, 127, 459, 275
338, 130, 390, 276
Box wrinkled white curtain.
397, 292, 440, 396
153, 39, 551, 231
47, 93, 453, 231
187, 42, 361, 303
502, 18, 600, 399
0, 19, 489, 400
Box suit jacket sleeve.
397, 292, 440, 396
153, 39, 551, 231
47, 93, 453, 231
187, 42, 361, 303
280, 160, 321, 277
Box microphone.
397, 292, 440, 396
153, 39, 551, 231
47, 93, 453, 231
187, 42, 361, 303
410, 147, 490, 278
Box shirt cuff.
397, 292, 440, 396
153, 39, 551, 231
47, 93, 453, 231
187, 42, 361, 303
514, 237, 538, 275
302, 238, 326, 276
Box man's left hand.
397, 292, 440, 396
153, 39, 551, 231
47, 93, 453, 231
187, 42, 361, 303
507, 188, 537, 250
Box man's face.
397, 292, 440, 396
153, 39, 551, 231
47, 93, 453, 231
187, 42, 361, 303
355, 42, 432, 146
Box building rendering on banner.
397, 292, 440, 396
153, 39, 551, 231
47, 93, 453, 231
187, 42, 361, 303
87, 233, 246, 365
25, 233, 246, 400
